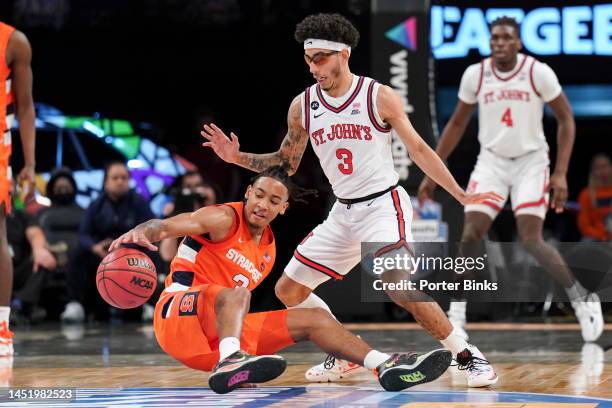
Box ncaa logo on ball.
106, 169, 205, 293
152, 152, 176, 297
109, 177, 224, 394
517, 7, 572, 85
127, 257, 154, 270
130, 276, 154, 290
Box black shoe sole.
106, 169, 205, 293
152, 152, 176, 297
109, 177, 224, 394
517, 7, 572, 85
379, 349, 452, 392
208, 355, 287, 394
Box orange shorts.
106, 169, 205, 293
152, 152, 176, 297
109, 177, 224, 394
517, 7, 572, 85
153, 284, 294, 372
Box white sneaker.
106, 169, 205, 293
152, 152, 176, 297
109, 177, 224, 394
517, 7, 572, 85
60, 301, 85, 323
305, 355, 367, 382
455, 344, 498, 387
572, 293, 604, 342
0, 321, 13, 357
141, 304, 154, 322
447, 301, 469, 341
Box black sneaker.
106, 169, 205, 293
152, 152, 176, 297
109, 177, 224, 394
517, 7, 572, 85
208, 350, 287, 394
376, 349, 452, 391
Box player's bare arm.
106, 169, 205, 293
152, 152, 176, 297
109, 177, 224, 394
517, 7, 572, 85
8, 30, 36, 189
417, 101, 476, 203
547, 91, 575, 213
377, 85, 503, 206
109, 205, 236, 252
201, 95, 309, 175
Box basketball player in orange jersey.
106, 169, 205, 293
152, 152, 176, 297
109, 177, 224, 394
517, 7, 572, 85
418, 17, 604, 343
0, 22, 36, 358
110, 166, 453, 394
201, 14, 503, 387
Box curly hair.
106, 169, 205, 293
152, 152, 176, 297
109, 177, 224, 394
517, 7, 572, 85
295, 13, 360, 49
251, 165, 318, 206
490, 16, 520, 34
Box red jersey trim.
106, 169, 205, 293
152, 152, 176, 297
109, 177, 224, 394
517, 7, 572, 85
316, 76, 364, 114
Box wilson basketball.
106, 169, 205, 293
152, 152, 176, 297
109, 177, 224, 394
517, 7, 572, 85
96, 247, 157, 309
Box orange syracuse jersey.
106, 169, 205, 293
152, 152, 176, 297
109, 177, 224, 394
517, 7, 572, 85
166, 201, 276, 291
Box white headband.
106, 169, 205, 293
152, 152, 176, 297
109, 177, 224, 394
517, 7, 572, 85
304, 38, 351, 53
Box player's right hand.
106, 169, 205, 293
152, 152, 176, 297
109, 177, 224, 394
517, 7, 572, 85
417, 176, 437, 207
201, 123, 240, 164
109, 230, 158, 252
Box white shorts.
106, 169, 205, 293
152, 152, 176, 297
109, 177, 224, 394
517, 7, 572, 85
285, 186, 415, 290
465, 148, 550, 220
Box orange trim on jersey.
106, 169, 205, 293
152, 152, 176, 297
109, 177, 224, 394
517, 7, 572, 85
316, 76, 364, 113
293, 249, 344, 280
367, 80, 391, 133
475, 60, 485, 96
491, 54, 528, 82
529, 57, 541, 98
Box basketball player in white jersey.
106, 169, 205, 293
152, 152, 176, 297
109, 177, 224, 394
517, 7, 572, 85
418, 17, 604, 342
202, 13, 503, 387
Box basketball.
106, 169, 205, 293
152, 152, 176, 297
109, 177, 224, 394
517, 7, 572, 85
96, 247, 157, 309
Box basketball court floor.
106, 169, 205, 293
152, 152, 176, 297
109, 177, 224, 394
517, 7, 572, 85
1, 321, 610, 407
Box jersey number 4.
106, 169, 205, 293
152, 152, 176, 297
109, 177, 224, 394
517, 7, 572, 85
336, 148, 353, 174
501, 108, 513, 127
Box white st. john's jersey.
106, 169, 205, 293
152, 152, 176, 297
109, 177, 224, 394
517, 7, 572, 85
301, 75, 399, 199
458, 53, 562, 158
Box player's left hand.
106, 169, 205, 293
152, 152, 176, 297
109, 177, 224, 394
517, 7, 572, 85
17, 165, 36, 196
456, 190, 505, 206
109, 229, 158, 252
549, 172, 568, 213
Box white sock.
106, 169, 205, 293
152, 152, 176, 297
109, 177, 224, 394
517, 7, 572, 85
0, 307, 9, 326
566, 280, 587, 302
363, 350, 391, 370
288, 293, 337, 321
440, 328, 469, 355
218, 337, 240, 361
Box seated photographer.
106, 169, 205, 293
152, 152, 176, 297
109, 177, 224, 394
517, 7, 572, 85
159, 171, 218, 262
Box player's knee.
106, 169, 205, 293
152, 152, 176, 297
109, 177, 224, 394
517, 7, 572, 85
217, 287, 251, 310
462, 223, 485, 242
517, 227, 542, 243
275, 275, 309, 307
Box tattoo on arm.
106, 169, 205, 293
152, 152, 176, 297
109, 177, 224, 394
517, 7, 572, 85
234, 95, 308, 174
140, 219, 165, 242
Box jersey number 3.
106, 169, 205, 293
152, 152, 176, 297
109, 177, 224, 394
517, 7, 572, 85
233, 274, 249, 288
501, 108, 513, 127
336, 148, 353, 174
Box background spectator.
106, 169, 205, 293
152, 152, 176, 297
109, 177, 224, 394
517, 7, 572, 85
61, 161, 156, 322
36, 167, 85, 318
159, 171, 218, 262
577, 153, 612, 242
8, 201, 57, 323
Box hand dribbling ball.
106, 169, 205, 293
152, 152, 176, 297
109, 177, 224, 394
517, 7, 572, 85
96, 247, 157, 309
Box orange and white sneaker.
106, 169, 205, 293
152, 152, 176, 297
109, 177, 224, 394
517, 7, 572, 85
454, 344, 498, 387
0, 321, 14, 357
305, 355, 367, 382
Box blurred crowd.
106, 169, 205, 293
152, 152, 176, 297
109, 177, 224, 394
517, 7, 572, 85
6, 152, 611, 325
9, 161, 219, 325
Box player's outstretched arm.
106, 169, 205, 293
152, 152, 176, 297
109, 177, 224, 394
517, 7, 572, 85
417, 100, 475, 204
201, 95, 309, 175
108, 205, 235, 252
9, 30, 36, 191
378, 85, 503, 206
